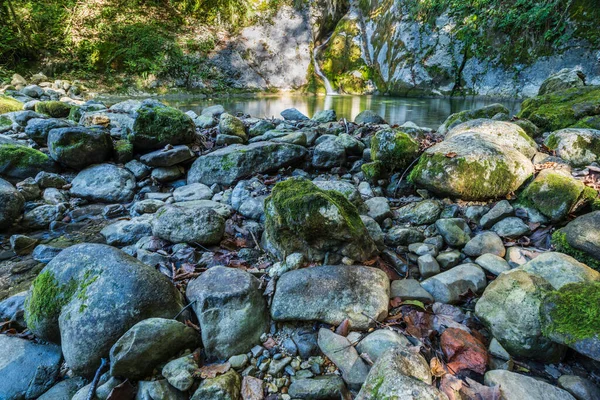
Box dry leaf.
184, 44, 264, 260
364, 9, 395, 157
445, 152, 458, 158
440, 374, 464, 400
196, 362, 231, 379
335, 319, 350, 337
263, 337, 277, 350
461, 377, 501, 400
430, 357, 447, 378
441, 328, 488, 375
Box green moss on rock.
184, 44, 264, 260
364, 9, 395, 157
34, 101, 72, 118
361, 160, 385, 182
130, 103, 195, 150
0, 95, 23, 114
0, 144, 50, 169
541, 281, 600, 344
371, 129, 419, 171
552, 230, 600, 270
25, 271, 77, 330
114, 139, 133, 163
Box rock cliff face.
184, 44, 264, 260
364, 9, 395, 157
217, 0, 600, 97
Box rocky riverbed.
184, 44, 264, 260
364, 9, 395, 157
0, 68, 600, 400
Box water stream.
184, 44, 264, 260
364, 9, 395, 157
313, 34, 338, 95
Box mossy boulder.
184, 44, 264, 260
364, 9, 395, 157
130, 101, 195, 150
540, 282, 600, 361
517, 86, 600, 132
0, 144, 56, 181
518, 169, 596, 222
48, 127, 113, 170
371, 128, 419, 171
24, 118, 73, 146
438, 103, 510, 135
538, 68, 585, 96
113, 139, 133, 163
0, 178, 24, 231
520, 252, 600, 290
544, 128, 600, 167
446, 119, 538, 158
34, 101, 72, 118
24, 244, 184, 377
552, 211, 600, 270
263, 178, 377, 262
475, 269, 565, 361
0, 95, 23, 114
408, 132, 534, 200
218, 113, 247, 141
191, 370, 241, 400
361, 160, 385, 182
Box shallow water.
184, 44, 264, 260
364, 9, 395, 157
157, 94, 522, 129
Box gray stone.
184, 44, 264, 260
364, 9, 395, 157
48, 127, 112, 170
317, 328, 369, 390
365, 196, 392, 222
480, 200, 514, 228
0, 177, 24, 230
186, 266, 268, 360
131, 199, 165, 215
110, 318, 200, 380
484, 370, 575, 400
162, 354, 197, 391
0, 335, 62, 400
101, 217, 153, 246
216, 134, 244, 145
16, 177, 40, 201
436, 250, 462, 269
558, 375, 600, 400
408, 242, 438, 257
520, 252, 600, 289
491, 217, 531, 238
10, 234, 39, 255
394, 200, 442, 225
435, 218, 472, 247
124, 159, 151, 180
151, 165, 183, 182
555, 211, 600, 267
271, 265, 389, 330
191, 370, 241, 400
418, 254, 440, 278
312, 137, 346, 168
24, 244, 184, 376
231, 179, 266, 220
438, 103, 509, 135
288, 376, 347, 399
354, 110, 385, 124
202, 105, 225, 117
35, 171, 67, 189
43, 188, 68, 204
70, 164, 136, 203
188, 142, 307, 186
475, 253, 511, 275
130, 101, 196, 151
385, 227, 425, 246
140, 145, 194, 167
137, 380, 187, 400
228, 354, 249, 369
22, 204, 66, 230
544, 128, 600, 167
219, 113, 247, 140
421, 263, 486, 304
312, 109, 337, 123
356, 329, 411, 363
151, 201, 227, 244
32, 245, 63, 263
281, 108, 309, 121
390, 279, 434, 303
37, 378, 86, 400
0, 291, 27, 328
173, 183, 212, 202
463, 231, 506, 257
538, 68, 585, 95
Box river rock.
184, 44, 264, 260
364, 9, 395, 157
47, 126, 112, 169
520, 252, 600, 289
552, 211, 600, 269
438, 103, 509, 135
318, 328, 370, 390
491, 217, 531, 238
173, 183, 213, 202
0, 335, 62, 400
110, 318, 200, 379
544, 128, 600, 167
37, 378, 86, 400
355, 110, 385, 124
558, 375, 600, 400
475, 269, 564, 361
484, 370, 575, 400
219, 113, 247, 140
162, 354, 198, 391
70, 163, 136, 203
0, 177, 24, 230
271, 265, 389, 330
0, 144, 56, 180
231, 178, 267, 220
191, 370, 241, 400
140, 145, 194, 167
312, 136, 346, 168
24, 118, 72, 145
137, 380, 186, 400
356, 346, 446, 400
421, 263, 486, 304
390, 279, 434, 303
463, 231, 505, 257
445, 119, 538, 158
313, 109, 337, 123
475, 254, 511, 275
435, 218, 472, 247
151, 200, 227, 244
263, 178, 377, 262
356, 329, 411, 362
370, 128, 420, 171
394, 200, 442, 225
281, 108, 309, 121
288, 376, 347, 399
130, 101, 196, 150
24, 243, 184, 376
22, 204, 66, 230
409, 131, 533, 200
188, 142, 307, 186
480, 200, 513, 228
538, 68, 586, 96
186, 266, 268, 360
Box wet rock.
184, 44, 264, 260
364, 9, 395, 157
186, 266, 268, 360
162, 354, 197, 391
391, 279, 434, 303
48, 127, 112, 169
0, 335, 62, 400
408, 242, 438, 257
288, 376, 347, 399
151, 200, 227, 244
70, 164, 136, 203
394, 200, 442, 225
271, 265, 389, 330
421, 263, 486, 304
544, 128, 600, 167
475, 269, 564, 361
435, 218, 472, 247
110, 318, 200, 380
263, 179, 377, 262
130, 101, 196, 150
24, 243, 184, 376
552, 211, 600, 269
0, 178, 24, 230
558, 375, 600, 400
317, 328, 369, 390
463, 231, 505, 257
32, 244, 63, 263
491, 217, 531, 238
188, 142, 307, 186
140, 145, 194, 167
520, 252, 599, 289
356, 329, 411, 362
191, 370, 241, 400
484, 370, 575, 400
436, 249, 462, 269
38, 378, 86, 400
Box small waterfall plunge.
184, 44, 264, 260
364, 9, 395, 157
313, 34, 337, 95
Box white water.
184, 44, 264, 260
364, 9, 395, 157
313, 34, 337, 95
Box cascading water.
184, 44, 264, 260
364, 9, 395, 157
313, 34, 337, 95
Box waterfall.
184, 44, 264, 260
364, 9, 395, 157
313, 34, 337, 95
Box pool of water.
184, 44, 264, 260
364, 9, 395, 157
157, 94, 522, 129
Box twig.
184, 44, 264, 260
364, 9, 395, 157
87, 358, 108, 400
394, 156, 421, 198
173, 300, 197, 320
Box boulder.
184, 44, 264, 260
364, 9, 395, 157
263, 178, 377, 262
130, 101, 196, 150
186, 266, 268, 360
70, 164, 136, 203
558, 375, 600, 400
356, 346, 446, 400
484, 370, 575, 400
151, 201, 228, 244
356, 329, 411, 362
34, 101, 72, 118
354, 110, 386, 124
421, 263, 486, 304
409, 132, 533, 200
24, 118, 72, 146
281, 108, 309, 121
188, 142, 307, 186
552, 211, 600, 269
370, 128, 420, 171
544, 128, 600, 167
518, 169, 596, 221
110, 318, 200, 379
271, 265, 389, 330
24, 244, 184, 376
445, 119, 538, 158
0, 178, 24, 230
317, 328, 370, 390
475, 269, 564, 361
438, 103, 509, 135
48, 127, 112, 169
139, 145, 194, 167
463, 231, 505, 257
520, 252, 600, 289
538, 68, 586, 96
219, 113, 247, 140
0, 144, 56, 181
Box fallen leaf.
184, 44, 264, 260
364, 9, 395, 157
460, 377, 501, 400
106, 380, 135, 400
440, 374, 464, 400
401, 300, 426, 310
430, 357, 447, 378
441, 328, 488, 375
196, 362, 231, 379
335, 319, 350, 337
445, 152, 458, 158
242, 376, 264, 400
263, 337, 277, 349
390, 297, 403, 308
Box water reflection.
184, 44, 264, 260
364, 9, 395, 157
159, 94, 521, 129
